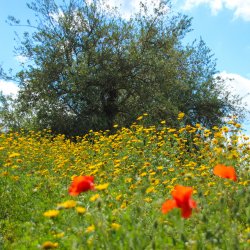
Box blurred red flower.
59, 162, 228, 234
213, 164, 237, 181
162, 199, 177, 214
69, 176, 94, 196
162, 185, 197, 219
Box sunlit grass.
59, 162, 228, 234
0, 115, 249, 249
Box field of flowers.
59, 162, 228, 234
0, 114, 249, 249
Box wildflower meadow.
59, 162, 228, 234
0, 114, 249, 249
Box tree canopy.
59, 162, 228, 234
0, 0, 244, 135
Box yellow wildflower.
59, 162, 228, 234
9, 153, 21, 158
208, 182, 215, 187
171, 178, 177, 184
43, 210, 59, 218
177, 112, 185, 120
168, 128, 176, 133
1, 171, 8, 176
42, 241, 58, 249
146, 186, 155, 194
75, 206, 86, 214
239, 181, 249, 186
111, 223, 121, 230
57, 200, 77, 209
90, 194, 100, 202
198, 165, 208, 171
53, 232, 65, 238
95, 183, 109, 191
120, 202, 127, 209
86, 224, 95, 233
116, 194, 122, 201
222, 126, 229, 133
214, 132, 223, 138
234, 123, 241, 128
144, 197, 152, 203
11, 176, 20, 181
204, 190, 210, 196
125, 178, 132, 183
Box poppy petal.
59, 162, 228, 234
68, 176, 95, 196
181, 206, 192, 218
172, 185, 193, 206
213, 164, 237, 181
189, 199, 197, 209
162, 199, 177, 214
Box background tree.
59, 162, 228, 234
1, 0, 244, 135
0, 91, 38, 132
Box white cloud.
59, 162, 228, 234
49, 9, 64, 23
106, 0, 141, 19
0, 80, 19, 96
218, 71, 250, 130
15, 55, 28, 64
182, 0, 250, 21
218, 71, 250, 108
87, 0, 168, 19
49, 1, 169, 22
216, 72, 250, 134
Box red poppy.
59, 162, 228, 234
213, 164, 237, 181
162, 199, 177, 214
69, 176, 94, 196
162, 185, 197, 219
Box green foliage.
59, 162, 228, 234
0, 92, 39, 132
2, 0, 244, 135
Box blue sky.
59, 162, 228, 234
1, 0, 250, 132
